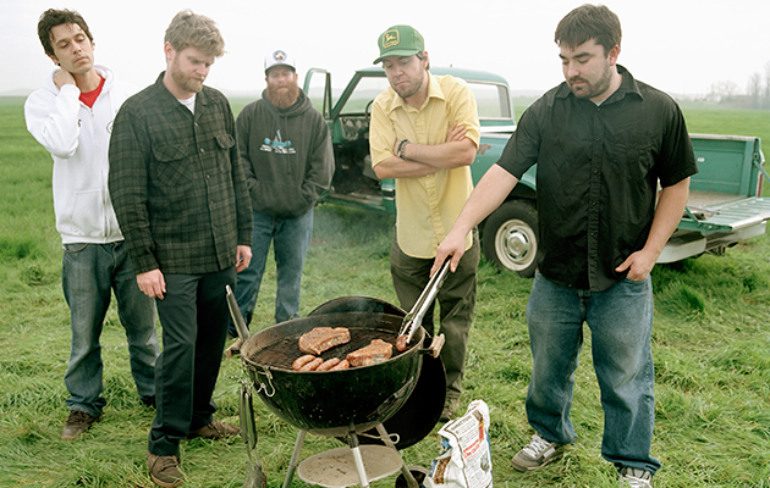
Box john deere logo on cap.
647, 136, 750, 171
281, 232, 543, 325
382, 30, 400, 49
272, 50, 287, 62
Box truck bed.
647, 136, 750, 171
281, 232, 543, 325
658, 134, 768, 263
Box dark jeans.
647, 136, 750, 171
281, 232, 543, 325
148, 267, 235, 456
389, 231, 479, 402
62, 241, 158, 417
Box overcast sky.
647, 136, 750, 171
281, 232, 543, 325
3, 0, 769, 98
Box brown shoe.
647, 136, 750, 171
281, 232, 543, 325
61, 410, 100, 440
188, 420, 240, 440
224, 338, 243, 359
147, 453, 185, 487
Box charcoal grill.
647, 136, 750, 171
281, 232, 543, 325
228, 280, 447, 488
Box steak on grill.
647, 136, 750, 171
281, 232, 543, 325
346, 339, 393, 367
298, 327, 351, 355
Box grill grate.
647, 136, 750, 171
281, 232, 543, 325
248, 327, 402, 370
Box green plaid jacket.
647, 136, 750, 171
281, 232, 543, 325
108, 73, 252, 275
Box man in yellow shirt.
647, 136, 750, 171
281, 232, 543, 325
369, 24, 481, 421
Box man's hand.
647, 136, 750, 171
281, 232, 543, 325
431, 229, 468, 275
615, 249, 657, 282
236, 245, 252, 273
137, 269, 166, 299
53, 69, 77, 90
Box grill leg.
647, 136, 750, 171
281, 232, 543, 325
282, 430, 306, 488
348, 432, 370, 488
375, 423, 419, 488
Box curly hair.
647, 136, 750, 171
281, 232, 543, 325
554, 4, 622, 55
37, 9, 93, 57
164, 10, 225, 57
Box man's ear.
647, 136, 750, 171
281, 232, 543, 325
608, 44, 621, 66
164, 41, 175, 64
48, 54, 60, 66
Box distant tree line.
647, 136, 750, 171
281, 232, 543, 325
706, 61, 770, 109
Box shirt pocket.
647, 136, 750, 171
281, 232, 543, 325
214, 132, 235, 173
151, 141, 194, 189
604, 120, 656, 183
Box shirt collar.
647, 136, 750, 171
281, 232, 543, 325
555, 64, 643, 103
386, 72, 446, 113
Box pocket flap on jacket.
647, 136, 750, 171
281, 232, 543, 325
215, 133, 236, 150
152, 142, 191, 162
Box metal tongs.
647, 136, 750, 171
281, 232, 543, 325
397, 259, 451, 352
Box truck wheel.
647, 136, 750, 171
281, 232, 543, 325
481, 200, 538, 278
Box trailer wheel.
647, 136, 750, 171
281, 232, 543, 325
481, 200, 538, 278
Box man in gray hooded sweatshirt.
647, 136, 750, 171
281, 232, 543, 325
228, 49, 334, 348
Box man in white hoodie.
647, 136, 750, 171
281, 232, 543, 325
24, 8, 158, 441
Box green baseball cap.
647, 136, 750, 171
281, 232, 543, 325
373, 25, 424, 64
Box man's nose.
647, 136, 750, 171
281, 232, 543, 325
565, 62, 579, 78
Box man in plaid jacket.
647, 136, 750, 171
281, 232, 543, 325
108, 10, 252, 488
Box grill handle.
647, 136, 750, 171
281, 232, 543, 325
226, 284, 250, 341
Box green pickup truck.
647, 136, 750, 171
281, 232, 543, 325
303, 67, 770, 277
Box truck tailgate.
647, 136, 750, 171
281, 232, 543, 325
679, 195, 770, 234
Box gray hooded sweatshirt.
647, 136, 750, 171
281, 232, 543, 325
236, 90, 334, 218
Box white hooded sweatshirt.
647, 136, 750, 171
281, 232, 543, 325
24, 65, 131, 244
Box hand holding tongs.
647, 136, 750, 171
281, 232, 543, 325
397, 259, 451, 354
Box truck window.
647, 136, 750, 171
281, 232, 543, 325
341, 77, 389, 114
468, 82, 512, 120
305, 70, 328, 113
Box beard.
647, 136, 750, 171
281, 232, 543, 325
266, 83, 300, 109
568, 63, 612, 100
391, 70, 425, 100
169, 59, 204, 94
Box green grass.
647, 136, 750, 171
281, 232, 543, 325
1, 97, 769, 487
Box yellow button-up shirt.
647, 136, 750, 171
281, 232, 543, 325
370, 74, 480, 258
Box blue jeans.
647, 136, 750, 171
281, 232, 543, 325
525, 272, 660, 474
230, 208, 313, 335
149, 268, 235, 456
62, 242, 158, 417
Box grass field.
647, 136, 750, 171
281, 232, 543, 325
0, 96, 768, 487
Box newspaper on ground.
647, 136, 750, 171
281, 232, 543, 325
424, 399, 493, 488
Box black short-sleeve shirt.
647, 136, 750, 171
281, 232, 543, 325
498, 66, 697, 290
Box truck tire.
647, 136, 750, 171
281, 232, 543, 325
481, 200, 538, 278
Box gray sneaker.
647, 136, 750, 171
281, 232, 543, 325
511, 434, 563, 472
618, 467, 653, 487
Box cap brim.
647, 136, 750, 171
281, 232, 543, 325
373, 49, 421, 65
265, 63, 296, 74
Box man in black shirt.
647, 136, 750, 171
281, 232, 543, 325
433, 5, 696, 486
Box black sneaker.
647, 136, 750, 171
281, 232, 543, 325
61, 410, 100, 440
